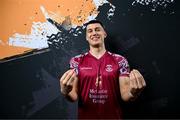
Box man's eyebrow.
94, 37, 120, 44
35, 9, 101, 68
95, 27, 101, 29
87, 28, 92, 32
87, 26, 101, 30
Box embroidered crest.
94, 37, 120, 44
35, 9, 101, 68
105, 64, 113, 72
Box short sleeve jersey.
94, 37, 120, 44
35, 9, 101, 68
69, 51, 130, 119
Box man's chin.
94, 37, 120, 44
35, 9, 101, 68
91, 44, 101, 48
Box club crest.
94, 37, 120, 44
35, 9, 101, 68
105, 64, 113, 72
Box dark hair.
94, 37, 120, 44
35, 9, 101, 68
85, 20, 105, 29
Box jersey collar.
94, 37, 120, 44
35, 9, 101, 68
88, 50, 108, 61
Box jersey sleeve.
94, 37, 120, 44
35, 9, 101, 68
118, 57, 130, 77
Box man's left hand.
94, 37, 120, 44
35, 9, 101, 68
129, 69, 146, 98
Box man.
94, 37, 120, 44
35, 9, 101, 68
60, 20, 146, 119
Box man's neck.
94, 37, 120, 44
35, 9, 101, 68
89, 46, 106, 59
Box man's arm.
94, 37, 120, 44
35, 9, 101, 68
119, 69, 146, 102
60, 69, 78, 102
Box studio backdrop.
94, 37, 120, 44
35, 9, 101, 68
0, 0, 178, 119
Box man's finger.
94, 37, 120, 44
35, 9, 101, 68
60, 70, 71, 82
133, 69, 146, 88
131, 70, 143, 89
62, 69, 75, 85
129, 71, 137, 89
67, 71, 76, 86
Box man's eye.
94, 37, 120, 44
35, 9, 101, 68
88, 30, 92, 33
95, 28, 100, 31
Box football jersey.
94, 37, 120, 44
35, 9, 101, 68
70, 51, 130, 119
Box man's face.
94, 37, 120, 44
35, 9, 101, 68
86, 23, 107, 47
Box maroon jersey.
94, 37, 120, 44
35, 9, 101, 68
70, 51, 130, 119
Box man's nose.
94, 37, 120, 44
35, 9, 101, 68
92, 30, 97, 35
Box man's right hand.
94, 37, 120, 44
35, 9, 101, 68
60, 69, 77, 96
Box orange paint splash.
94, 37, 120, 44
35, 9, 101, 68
0, 45, 32, 59
0, 0, 97, 59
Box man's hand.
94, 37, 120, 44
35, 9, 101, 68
60, 69, 76, 96
129, 69, 146, 99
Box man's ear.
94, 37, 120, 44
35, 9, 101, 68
104, 32, 107, 38
86, 35, 88, 41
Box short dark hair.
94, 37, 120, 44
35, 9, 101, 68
85, 20, 105, 29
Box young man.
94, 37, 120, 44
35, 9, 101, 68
60, 20, 146, 119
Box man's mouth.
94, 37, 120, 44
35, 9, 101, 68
91, 37, 100, 41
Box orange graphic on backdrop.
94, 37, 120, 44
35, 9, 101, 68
0, 0, 97, 59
